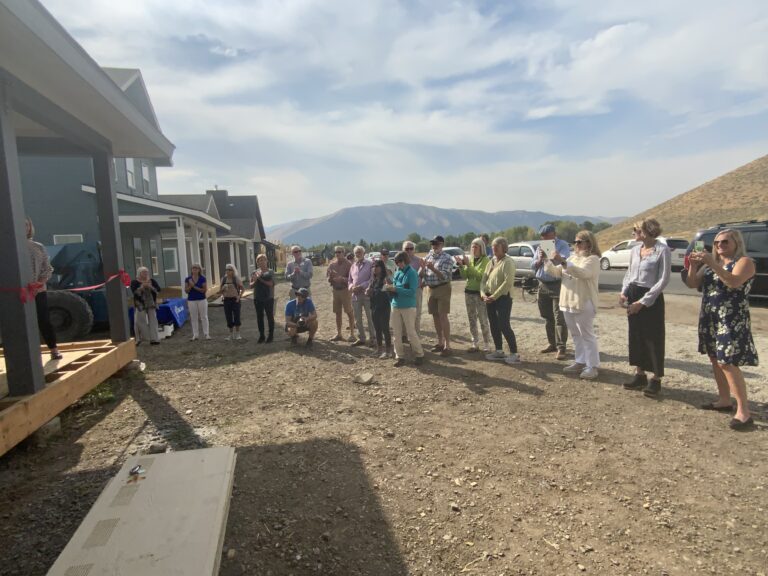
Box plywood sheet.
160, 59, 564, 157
47, 447, 237, 576
0, 349, 92, 399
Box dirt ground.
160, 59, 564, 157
1, 269, 767, 576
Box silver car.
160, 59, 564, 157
507, 241, 541, 279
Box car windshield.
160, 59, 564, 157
666, 239, 689, 249
444, 248, 463, 255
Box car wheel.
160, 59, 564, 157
46, 290, 94, 341
600, 258, 610, 271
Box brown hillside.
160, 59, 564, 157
597, 154, 768, 248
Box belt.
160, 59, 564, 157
464, 289, 480, 294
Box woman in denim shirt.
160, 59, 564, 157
620, 218, 671, 397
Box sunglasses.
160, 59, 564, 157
574, 239, 588, 244
335, 251, 343, 253
714, 239, 730, 246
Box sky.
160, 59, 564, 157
43, 0, 768, 226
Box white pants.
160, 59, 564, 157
188, 299, 209, 338
392, 307, 424, 359
563, 300, 599, 369
415, 287, 423, 334
134, 308, 159, 343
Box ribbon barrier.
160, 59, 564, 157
0, 270, 129, 303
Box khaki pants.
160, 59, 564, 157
392, 307, 424, 359
134, 308, 159, 343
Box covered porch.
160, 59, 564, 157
0, 0, 174, 452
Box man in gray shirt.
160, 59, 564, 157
286, 245, 313, 299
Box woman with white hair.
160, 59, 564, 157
185, 263, 209, 341
219, 263, 244, 340
130, 266, 161, 345
458, 237, 492, 352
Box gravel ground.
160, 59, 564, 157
1, 269, 766, 576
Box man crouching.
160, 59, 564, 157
285, 287, 318, 347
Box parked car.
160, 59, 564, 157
658, 237, 689, 271
507, 241, 541, 279
600, 239, 639, 270
443, 246, 466, 278
680, 220, 768, 298
366, 251, 381, 261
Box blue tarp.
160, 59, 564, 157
129, 298, 189, 328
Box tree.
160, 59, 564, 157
407, 232, 422, 243
593, 222, 612, 233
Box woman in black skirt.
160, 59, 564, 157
619, 218, 671, 397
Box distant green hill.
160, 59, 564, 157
598, 154, 768, 247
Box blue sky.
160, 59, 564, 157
43, 0, 768, 226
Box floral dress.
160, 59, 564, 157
698, 258, 758, 366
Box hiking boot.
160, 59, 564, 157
643, 378, 661, 397
623, 373, 648, 390
540, 345, 557, 353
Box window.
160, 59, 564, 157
613, 242, 628, 251
507, 246, 520, 257
133, 237, 143, 270
53, 234, 83, 245
666, 239, 689, 250
126, 158, 135, 190
112, 158, 118, 182
745, 231, 768, 253
163, 247, 178, 272
150, 239, 159, 275
520, 247, 534, 258
142, 162, 151, 195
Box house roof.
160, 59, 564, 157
0, 0, 174, 162
221, 218, 257, 240
207, 189, 267, 240
158, 194, 222, 220
102, 67, 161, 134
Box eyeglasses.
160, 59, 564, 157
574, 239, 587, 244
714, 239, 730, 246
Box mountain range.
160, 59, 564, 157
266, 203, 623, 246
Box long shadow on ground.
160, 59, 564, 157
221, 439, 408, 576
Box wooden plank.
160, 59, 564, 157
0, 339, 135, 457
0, 350, 93, 399
47, 447, 237, 576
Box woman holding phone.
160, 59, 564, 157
686, 228, 757, 430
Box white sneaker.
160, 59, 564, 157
580, 367, 599, 380
563, 362, 585, 374
189, 336, 198, 342
235, 334, 243, 341
204, 335, 211, 340
225, 335, 232, 341
486, 350, 506, 360
505, 353, 521, 365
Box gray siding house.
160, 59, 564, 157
19, 68, 231, 289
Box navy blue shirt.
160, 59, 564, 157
185, 275, 207, 301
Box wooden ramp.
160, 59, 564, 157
0, 339, 136, 457
47, 447, 237, 576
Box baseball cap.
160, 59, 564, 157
430, 235, 445, 244
296, 287, 309, 297
538, 224, 556, 236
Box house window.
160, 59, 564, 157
112, 158, 118, 182
133, 237, 143, 270
150, 239, 159, 275
53, 234, 84, 245
126, 158, 135, 190
163, 247, 178, 272
142, 162, 151, 195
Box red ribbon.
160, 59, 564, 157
0, 270, 128, 302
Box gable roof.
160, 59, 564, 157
158, 194, 222, 220
103, 67, 161, 131
207, 189, 267, 240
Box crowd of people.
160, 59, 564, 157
129, 220, 758, 432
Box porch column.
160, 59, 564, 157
175, 217, 188, 282
203, 228, 213, 280
0, 84, 45, 394
234, 242, 242, 274
191, 222, 200, 266
93, 150, 130, 342
212, 230, 221, 286
229, 242, 235, 270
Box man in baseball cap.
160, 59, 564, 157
532, 224, 570, 359
421, 235, 454, 355
285, 287, 318, 347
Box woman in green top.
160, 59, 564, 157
458, 237, 492, 352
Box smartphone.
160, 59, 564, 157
694, 240, 705, 252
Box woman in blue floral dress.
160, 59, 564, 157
686, 229, 757, 430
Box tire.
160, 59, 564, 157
600, 257, 611, 271
46, 291, 94, 342
520, 277, 538, 303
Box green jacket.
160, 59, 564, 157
481, 256, 516, 300
459, 255, 490, 291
